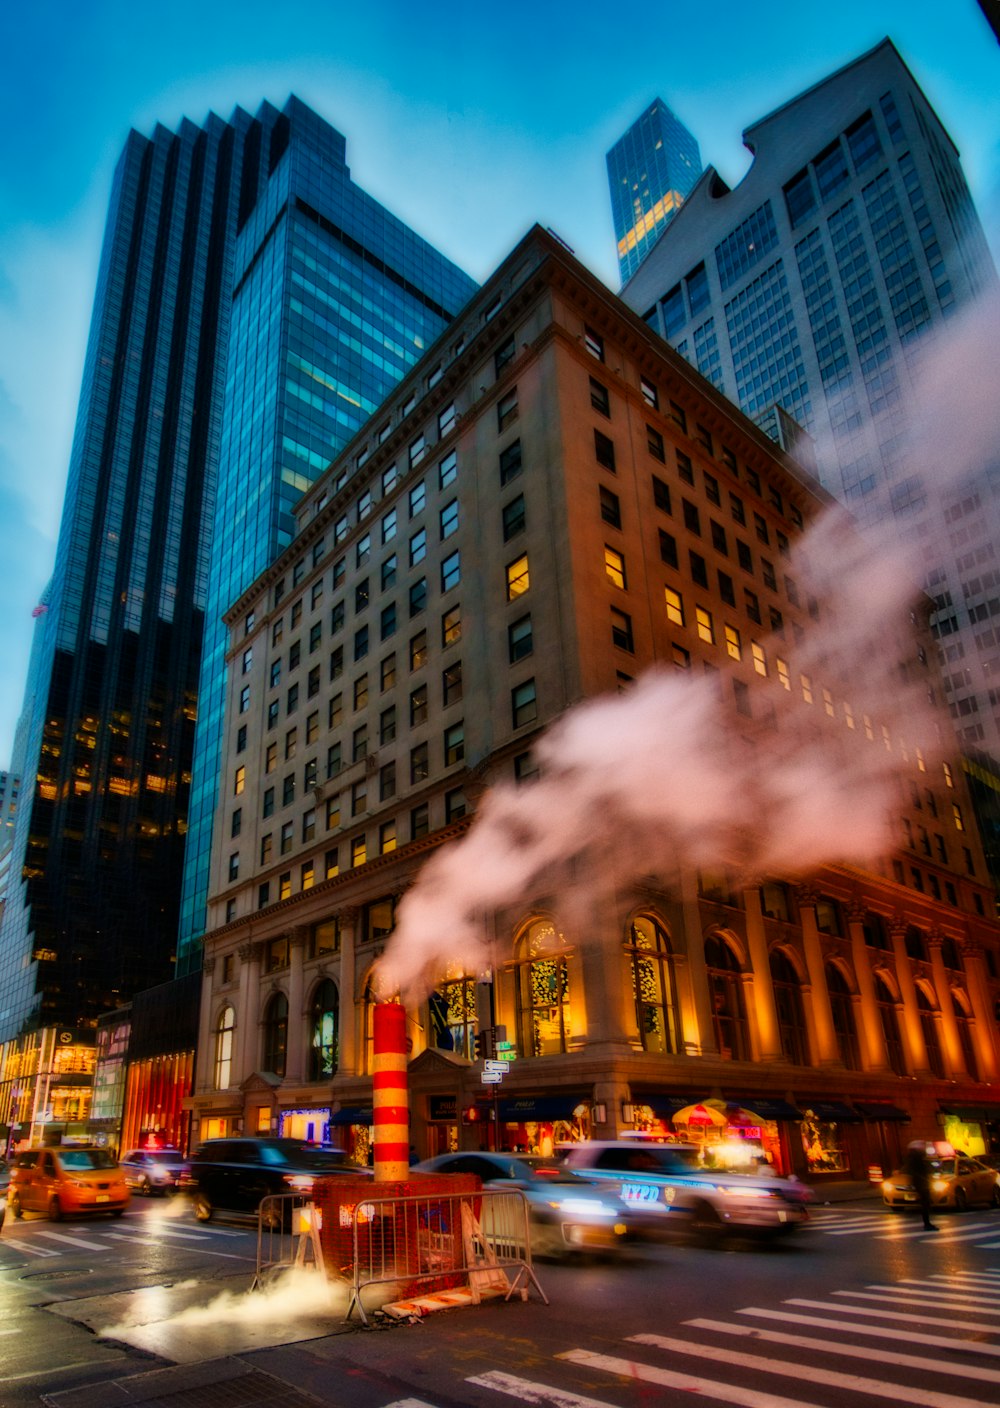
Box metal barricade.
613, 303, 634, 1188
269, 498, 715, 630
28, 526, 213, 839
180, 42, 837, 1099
344, 1187, 547, 1326
252, 1193, 325, 1291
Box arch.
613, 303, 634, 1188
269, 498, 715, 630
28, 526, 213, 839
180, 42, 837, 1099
514, 917, 572, 1057
308, 978, 339, 1082
825, 962, 860, 1070
214, 1005, 236, 1090
624, 913, 680, 1054
429, 964, 477, 1060
704, 930, 749, 1061
262, 991, 288, 1077
769, 948, 808, 1066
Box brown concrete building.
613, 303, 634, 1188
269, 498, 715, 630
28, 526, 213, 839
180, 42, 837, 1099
189, 227, 1000, 1187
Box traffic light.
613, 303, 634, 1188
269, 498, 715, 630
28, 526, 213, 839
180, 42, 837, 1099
473, 1028, 496, 1060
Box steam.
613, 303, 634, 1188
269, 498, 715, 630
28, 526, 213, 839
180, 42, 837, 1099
377, 290, 1000, 1004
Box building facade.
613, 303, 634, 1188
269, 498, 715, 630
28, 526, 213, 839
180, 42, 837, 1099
0, 97, 474, 1045
607, 98, 703, 284
189, 228, 1000, 1185
620, 39, 1000, 758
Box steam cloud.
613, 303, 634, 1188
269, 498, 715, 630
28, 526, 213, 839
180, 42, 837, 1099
377, 290, 1000, 1004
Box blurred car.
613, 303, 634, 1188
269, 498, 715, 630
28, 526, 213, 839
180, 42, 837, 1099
8, 1146, 130, 1220
181, 1137, 368, 1223
120, 1147, 188, 1195
413, 1151, 634, 1257
0, 1157, 10, 1230
558, 1140, 810, 1241
882, 1152, 1000, 1211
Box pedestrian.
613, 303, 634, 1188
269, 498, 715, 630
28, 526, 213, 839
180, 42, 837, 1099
903, 1140, 938, 1230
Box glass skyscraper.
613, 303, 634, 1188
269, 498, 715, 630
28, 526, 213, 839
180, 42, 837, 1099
0, 97, 474, 1038
607, 99, 703, 284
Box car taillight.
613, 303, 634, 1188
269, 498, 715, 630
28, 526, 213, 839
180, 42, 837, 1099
283, 1174, 314, 1193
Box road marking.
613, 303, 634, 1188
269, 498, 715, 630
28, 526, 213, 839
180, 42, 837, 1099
383, 1400, 439, 1407
785, 1297, 1000, 1334
631, 1331, 989, 1408
740, 1306, 1000, 1358
468, 1368, 621, 1406
685, 1316, 1000, 1387
31, 1229, 108, 1251
835, 1289, 1000, 1314
103, 1233, 253, 1261
559, 1348, 824, 1408
107, 1225, 211, 1242
2, 1362, 118, 1383
0, 1241, 58, 1257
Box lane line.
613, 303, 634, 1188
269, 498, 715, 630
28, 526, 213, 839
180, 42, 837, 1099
685, 1316, 1000, 1387
559, 1348, 825, 1408
631, 1331, 990, 1408
785, 1297, 1000, 1333
467, 1369, 621, 1407
740, 1307, 1000, 1358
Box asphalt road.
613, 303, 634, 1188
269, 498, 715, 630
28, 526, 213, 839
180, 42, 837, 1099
1, 1195, 999, 1407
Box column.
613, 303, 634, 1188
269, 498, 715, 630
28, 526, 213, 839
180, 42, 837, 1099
960, 939, 1000, 1082
796, 887, 840, 1067
285, 928, 307, 1084
578, 883, 625, 1047
678, 868, 713, 1055
743, 885, 783, 1062
890, 920, 931, 1075
846, 904, 891, 1072
926, 932, 965, 1079
338, 907, 358, 1076
196, 957, 216, 1093
235, 941, 261, 1084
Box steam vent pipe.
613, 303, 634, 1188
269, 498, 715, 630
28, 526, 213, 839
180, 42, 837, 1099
372, 1001, 409, 1181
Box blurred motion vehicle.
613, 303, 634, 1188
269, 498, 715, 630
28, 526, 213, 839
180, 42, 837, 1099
883, 1151, 1000, 1211
181, 1137, 368, 1222
0, 1157, 10, 1229
120, 1147, 188, 1195
8, 1146, 130, 1220
413, 1151, 634, 1257
559, 1140, 809, 1240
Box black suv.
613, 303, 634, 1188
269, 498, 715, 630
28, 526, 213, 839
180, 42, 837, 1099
182, 1138, 366, 1222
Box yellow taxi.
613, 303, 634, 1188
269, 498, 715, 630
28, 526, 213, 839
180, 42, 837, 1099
8, 1146, 130, 1220
883, 1145, 1000, 1212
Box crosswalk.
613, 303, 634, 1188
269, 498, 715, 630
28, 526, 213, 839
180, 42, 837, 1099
807, 1205, 1000, 1248
0, 1213, 251, 1261
379, 1267, 1000, 1408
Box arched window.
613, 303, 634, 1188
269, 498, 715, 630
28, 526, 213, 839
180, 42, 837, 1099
262, 991, 288, 1076
953, 994, 979, 1081
825, 964, 860, 1070
916, 986, 945, 1078
214, 1006, 235, 1089
770, 950, 808, 1066
624, 917, 679, 1054
429, 969, 477, 1060
309, 979, 339, 1081
875, 975, 906, 1075
516, 921, 571, 1056
704, 934, 749, 1061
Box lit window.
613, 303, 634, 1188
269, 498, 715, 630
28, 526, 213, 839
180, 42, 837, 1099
752, 643, 767, 676
605, 546, 627, 590
664, 587, 684, 627
506, 554, 530, 600
800, 674, 813, 703
234, 765, 245, 796
776, 658, 791, 690
725, 625, 741, 660
952, 803, 965, 832
822, 687, 835, 717
696, 607, 715, 645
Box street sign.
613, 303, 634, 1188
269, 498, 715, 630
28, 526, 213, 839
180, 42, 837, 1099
481, 1070, 502, 1084
484, 1060, 506, 1074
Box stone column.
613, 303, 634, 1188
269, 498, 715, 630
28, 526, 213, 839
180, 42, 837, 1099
338, 908, 358, 1076
890, 920, 930, 1075
846, 904, 891, 1072
197, 957, 216, 1093
285, 927, 307, 1084
960, 938, 999, 1082
743, 885, 783, 1062
926, 931, 965, 1078
578, 884, 625, 1047
796, 887, 840, 1067
678, 868, 713, 1055
235, 941, 261, 1084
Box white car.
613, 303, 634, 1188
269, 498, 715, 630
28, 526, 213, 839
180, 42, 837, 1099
559, 1141, 810, 1241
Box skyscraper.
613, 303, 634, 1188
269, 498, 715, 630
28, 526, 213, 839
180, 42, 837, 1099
619, 38, 1000, 753
607, 99, 702, 284
0, 97, 474, 1040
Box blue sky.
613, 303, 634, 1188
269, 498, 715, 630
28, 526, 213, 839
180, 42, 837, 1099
0, 0, 997, 768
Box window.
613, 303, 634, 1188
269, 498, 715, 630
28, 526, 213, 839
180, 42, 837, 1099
214, 1007, 235, 1090
411, 742, 429, 784
705, 934, 749, 1060
439, 449, 458, 488
409, 434, 427, 468
641, 376, 659, 409
745, 590, 761, 624
409, 578, 427, 616
689, 552, 708, 587
380, 761, 396, 802
328, 693, 343, 729
718, 570, 735, 606
410, 630, 427, 670
498, 388, 519, 431
409, 481, 426, 517
751, 642, 767, 676
307, 664, 320, 698
351, 778, 367, 816
440, 499, 459, 539
506, 554, 530, 600
508, 614, 533, 662
285, 727, 298, 761
287, 683, 299, 713
664, 587, 684, 627
353, 626, 369, 661
410, 684, 429, 726
330, 601, 345, 634
444, 722, 465, 766
352, 725, 367, 764
441, 551, 461, 592
512, 679, 538, 727
711, 520, 728, 555
236, 725, 247, 755
262, 787, 274, 818
443, 660, 463, 706
605, 546, 627, 590
381, 653, 396, 690
502, 495, 526, 540
445, 788, 466, 823
600, 486, 621, 528
379, 819, 397, 854
353, 674, 369, 711
442, 604, 462, 646
231, 807, 242, 838
676, 450, 694, 485
495, 336, 515, 375
659, 530, 678, 568
611, 608, 634, 652
309, 621, 322, 653
516, 920, 571, 1056
228, 852, 239, 882
289, 640, 301, 671
280, 820, 293, 855
625, 918, 679, 1054
725, 625, 741, 660
325, 847, 339, 879
499, 439, 522, 485
309, 979, 339, 1081
262, 993, 288, 1077
268, 699, 279, 730
753, 512, 769, 544
272, 618, 284, 647
239, 685, 250, 714
241, 647, 252, 675
381, 603, 397, 640
326, 794, 340, 828
682, 499, 701, 535
410, 528, 427, 566
594, 430, 616, 472
652, 477, 672, 514
584, 325, 604, 361
438, 402, 457, 437
411, 803, 429, 839
737, 540, 753, 573
234, 765, 245, 796
380, 705, 396, 746
695, 606, 714, 644
590, 378, 610, 416
381, 553, 397, 590
282, 773, 295, 806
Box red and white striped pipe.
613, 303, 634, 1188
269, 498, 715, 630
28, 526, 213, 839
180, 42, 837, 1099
372, 1002, 409, 1181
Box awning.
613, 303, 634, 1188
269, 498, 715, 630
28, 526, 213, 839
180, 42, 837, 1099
725, 1096, 803, 1121
854, 1102, 911, 1122
797, 1099, 863, 1123
940, 1104, 1000, 1123
329, 1106, 373, 1126
631, 1093, 699, 1118
497, 1095, 589, 1122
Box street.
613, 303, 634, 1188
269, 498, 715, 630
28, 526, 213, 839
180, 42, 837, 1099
1, 1195, 999, 1406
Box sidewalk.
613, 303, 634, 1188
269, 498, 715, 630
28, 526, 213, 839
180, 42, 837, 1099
809, 1178, 884, 1204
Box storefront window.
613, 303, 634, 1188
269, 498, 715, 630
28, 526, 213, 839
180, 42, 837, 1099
430, 970, 477, 1059
214, 1006, 235, 1089
770, 951, 808, 1065
309, 979, 339, 1081
516, 921, 571, 1056
800, 1108, 849, 1174
625, 917, 679, 1054
704, 934, 749, 1061
826, 964, 860, 1070
262, 992, 288, 1077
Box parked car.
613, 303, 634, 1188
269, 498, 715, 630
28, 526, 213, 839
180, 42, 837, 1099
181, 1138, 368, 1223
120, 1147, 188, 1195
413, 1151, 634, 1258
883, 1152, 1000, 1211
558, 1140, 810, 1241
0, 1157, 10, 1229
8, 1146, 130, 1220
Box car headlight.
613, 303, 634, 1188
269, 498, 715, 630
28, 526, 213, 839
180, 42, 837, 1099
932, 1178, 951, 1193
549, 1197, 616, 1218
283, 1174, 314, 1192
